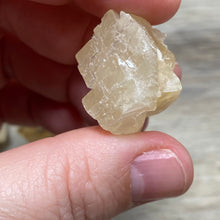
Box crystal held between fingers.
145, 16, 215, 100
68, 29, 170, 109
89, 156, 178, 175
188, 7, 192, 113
76, 10, 182, 135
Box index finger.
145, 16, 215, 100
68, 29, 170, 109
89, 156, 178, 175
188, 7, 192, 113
75, 0, 181, 25
0, 0, 181, 65
29, 0, 181, 24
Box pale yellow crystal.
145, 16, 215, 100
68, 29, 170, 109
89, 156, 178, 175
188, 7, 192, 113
76, 10, 182, 135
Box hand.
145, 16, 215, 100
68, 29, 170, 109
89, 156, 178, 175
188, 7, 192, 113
0, 1, 193, 220
0, 0, 182, 133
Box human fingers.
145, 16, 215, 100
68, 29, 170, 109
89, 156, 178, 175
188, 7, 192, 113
1, 36, 96, 125
0, 0, 181, 65
0, 82, 85, 133
1, 37, 181, 126
75, 0, 181, 25
2, 36, 78, 102
27, 0, 181, 23
0, 0, 99, 64
23, 0, 182, 24
0, 127, 193, 220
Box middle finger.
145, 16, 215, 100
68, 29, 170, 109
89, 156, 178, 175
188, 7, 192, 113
2, 36, 96, 124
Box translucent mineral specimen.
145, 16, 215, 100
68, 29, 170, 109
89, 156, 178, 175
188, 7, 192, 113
76, 10, 182, 135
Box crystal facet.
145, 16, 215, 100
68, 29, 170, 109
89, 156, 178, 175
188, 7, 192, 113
76, 10, 182, 135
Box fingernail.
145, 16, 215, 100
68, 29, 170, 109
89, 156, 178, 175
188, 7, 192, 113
131, 149, 186, 203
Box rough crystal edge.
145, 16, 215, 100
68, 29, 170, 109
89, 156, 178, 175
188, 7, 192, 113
76, 10, 182, 135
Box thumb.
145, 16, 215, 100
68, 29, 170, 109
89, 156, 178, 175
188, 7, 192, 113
0, 127, 193, 220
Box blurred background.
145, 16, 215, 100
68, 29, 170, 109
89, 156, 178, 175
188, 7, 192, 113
1, 0, 220, 219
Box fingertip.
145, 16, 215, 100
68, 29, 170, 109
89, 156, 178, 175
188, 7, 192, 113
75, 0, 181, 24
124, 131, 193, 203
145, 0, 181, 25
177, 144, 194, 194
0, 127, 193, 220
154, 131, 194, 194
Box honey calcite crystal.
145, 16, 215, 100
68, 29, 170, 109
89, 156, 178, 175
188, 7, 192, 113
76, 10, 182, 135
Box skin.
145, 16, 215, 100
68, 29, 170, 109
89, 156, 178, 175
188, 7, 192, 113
0, 0, 193, 219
